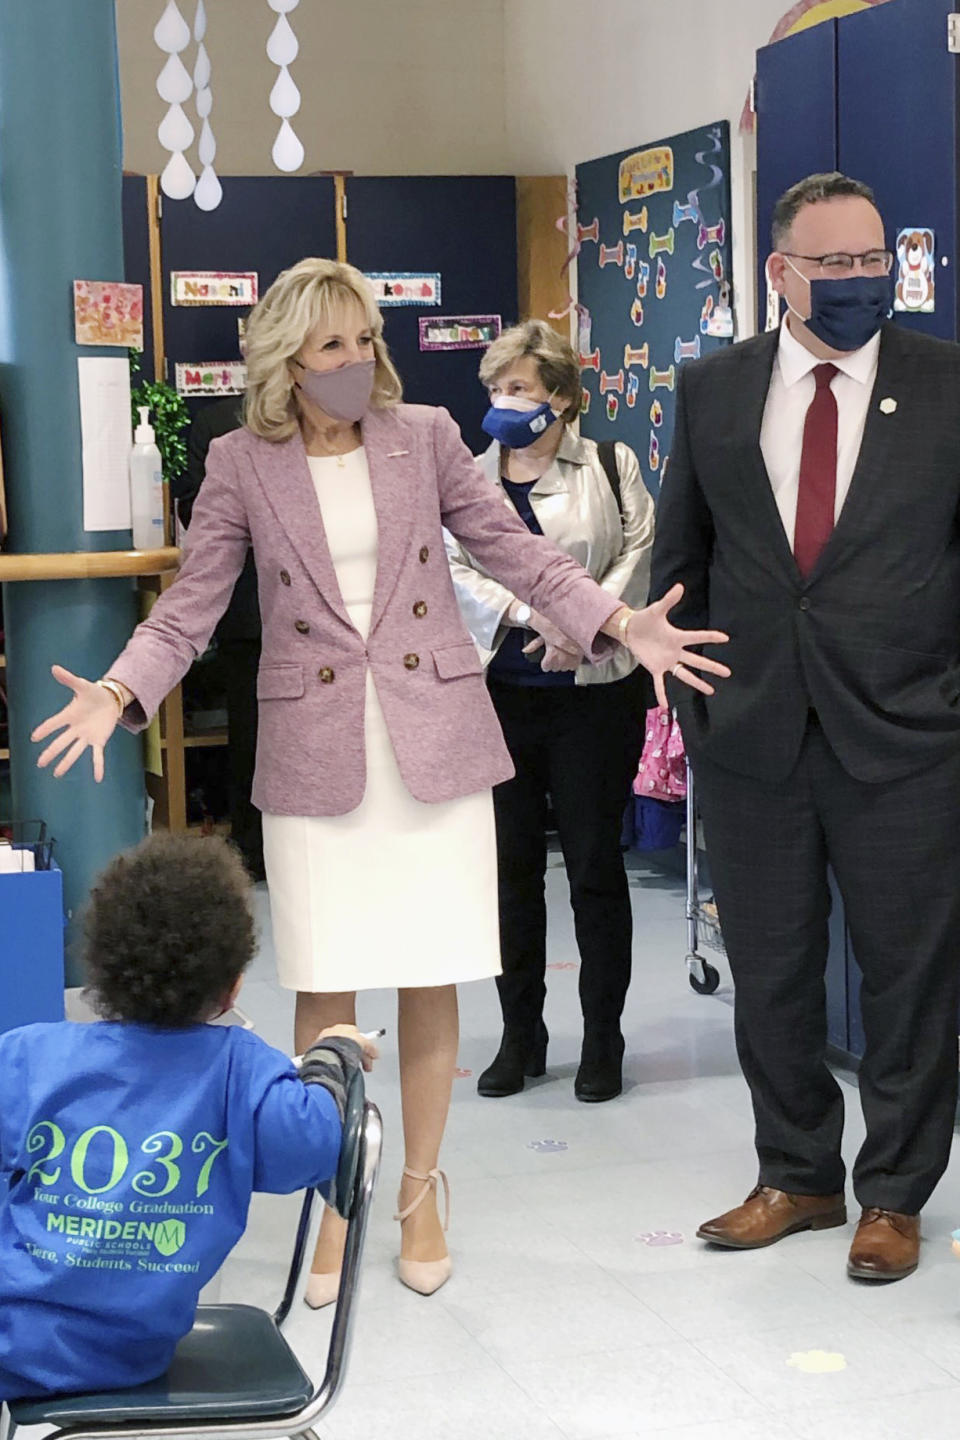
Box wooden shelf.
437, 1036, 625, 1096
161, 729, 229, 750
0, 548, 180, 583
0, 749, 9, 761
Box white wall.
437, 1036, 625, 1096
502, 0, 794, 336
118, 0, 798, 332
117, 0, 509, 177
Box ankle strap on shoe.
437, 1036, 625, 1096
394, 1167, 450, 1231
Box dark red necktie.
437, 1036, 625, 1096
794, 362, 838, 578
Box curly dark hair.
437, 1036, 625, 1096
82, 833, 257, 1027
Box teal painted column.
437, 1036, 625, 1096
0, 0, 146, 981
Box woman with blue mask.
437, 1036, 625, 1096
446, 320, 655, 1103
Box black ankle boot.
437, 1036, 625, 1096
575, 1025, 625, 1102
477, 1020, 548, 1098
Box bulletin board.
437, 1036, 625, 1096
576, 122, 734, 498
344, 176, 518, 454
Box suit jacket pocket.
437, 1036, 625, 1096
433, 642, 483, 680
257, 663, 305, 699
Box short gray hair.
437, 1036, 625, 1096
772, 173, 878, 249
479, 320, 582, 426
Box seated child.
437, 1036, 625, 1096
0, 832, 377, 1401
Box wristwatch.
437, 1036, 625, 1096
514, 603, 532, 627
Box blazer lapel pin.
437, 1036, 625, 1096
879, 397, 898, 415
387, 449, 410, 458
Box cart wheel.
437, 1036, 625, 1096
687, 958, 721, 995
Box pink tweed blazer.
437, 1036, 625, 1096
109, 404, 621, 815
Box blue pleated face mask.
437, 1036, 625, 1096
784, 258, 891, 352
481, 393, 560, 448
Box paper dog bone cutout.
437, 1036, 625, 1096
606, 394, 619, 421
649, 364, 676, 392
579, 347, 601, 372
577, 216, 599, 244
649, 228, 675, 257
698, 217, 726, 251
599, 368, 625, 395
624, 242, 638, 279
675, 335, 702, 363
599, 240, 624, 268
624, 342, 650, 369
626, 373, 640, 408
623, 206, 648, 235
673, 193, 700, 227
630, 299, 645, 327
636, 260, 651, 297
649, 432, 661, 471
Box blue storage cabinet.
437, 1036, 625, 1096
0, 855, 65, 1035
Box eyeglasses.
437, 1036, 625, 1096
781, 250, 894, 276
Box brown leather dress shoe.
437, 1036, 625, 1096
847, 1208, 920, 1281
697, 1184, 847, 1249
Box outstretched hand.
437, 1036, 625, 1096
624, 584, 730, 707
31, 665, 120, 782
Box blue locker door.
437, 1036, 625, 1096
345, 177, 518, 454
838, 0, 958, 341
161, 176, 338, 419
755, 22, 838, 324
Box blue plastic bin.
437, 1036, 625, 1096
0, 848, 65, 1035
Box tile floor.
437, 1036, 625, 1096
42, 853, 960, 1438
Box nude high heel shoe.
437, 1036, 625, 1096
304, 1269, 341, 1310
394, 1166, 452, 1296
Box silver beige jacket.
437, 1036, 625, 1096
445, 429, 655, 686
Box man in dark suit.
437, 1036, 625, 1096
651, 172, 960, 1281
173, 395, 263, 880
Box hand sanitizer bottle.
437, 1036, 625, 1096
130, 406, 164, 550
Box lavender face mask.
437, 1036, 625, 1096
294, 357, 376, 423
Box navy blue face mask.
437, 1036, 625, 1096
786, 261, 892, 352
481, 396, 559, 449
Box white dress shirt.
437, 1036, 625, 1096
759, 317, 881, 550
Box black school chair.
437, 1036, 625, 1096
1, 1071, 382, 1440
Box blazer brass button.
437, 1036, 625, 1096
280, 569, 292, 586
419, 545, 429, 564
318, 666, 335, 683
413, 600, 428, 618
403, 653, 420, 671
295, 620, 310, 634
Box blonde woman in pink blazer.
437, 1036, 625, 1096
33, 259, 728, 1304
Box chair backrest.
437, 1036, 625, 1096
274, 1066, 372, 1328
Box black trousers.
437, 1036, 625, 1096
694, 718, 960, 1214
219, 638, 263, 871
488, 670, 645, 1032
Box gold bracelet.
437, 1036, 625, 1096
96, 678, 126, 716
617, 610, 633, 645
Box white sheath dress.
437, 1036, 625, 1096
262, 448, 502, 993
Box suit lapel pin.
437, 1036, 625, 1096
879, 397, 898, 415
387, 449, 410, 458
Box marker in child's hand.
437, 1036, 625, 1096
293, 1028, 385, 1066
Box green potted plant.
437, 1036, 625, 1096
128, 350, 190, 488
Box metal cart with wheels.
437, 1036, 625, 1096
684, 758, 723, 995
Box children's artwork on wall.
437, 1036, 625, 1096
366, 273, 441, 307
175, 361, 247, 396
894, 228, 935, 313
576, 122, 734, 498
419, 315, 501, 351
171, 271, 258, 306
74, 281, 144, 349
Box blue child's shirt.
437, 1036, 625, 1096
0, 1020, 342, 1401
